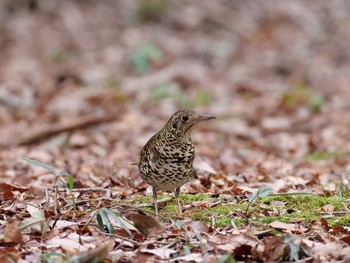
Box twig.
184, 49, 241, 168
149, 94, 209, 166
13, 113, 119, 145
254, 229, 272, 237
47, 187, 111, 193
64, 197, 113, 207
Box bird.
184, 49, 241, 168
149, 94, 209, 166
138, 109, 215, 214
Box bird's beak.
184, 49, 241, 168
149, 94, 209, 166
196, 115, 216, 122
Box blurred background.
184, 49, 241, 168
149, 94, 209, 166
1, 0, 350, 194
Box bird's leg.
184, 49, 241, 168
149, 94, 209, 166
175, 187, 182, 214
152, 187, 159, 215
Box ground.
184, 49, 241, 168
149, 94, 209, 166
0, 0, 350, 262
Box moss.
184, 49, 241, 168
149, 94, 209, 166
130, 194, 152, 205
305, 151, 348, 161
281, 80, 326, 112
164, 204, 177, 213
129, 194, 349, 227
327, 212, 350, 226
215, 218, 245, 227
216, 218, 231, 227
262, 195, 344, 211
180, 193, 211, 202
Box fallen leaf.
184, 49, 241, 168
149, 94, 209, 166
19, 205, 49, 234
140, 247, 176, 260
312, 241, 350, 260
271, 179, 287, 192
171, 253, 202, 262
4, 219, 22, 243
182, 221, 209, 233
49, 220, 78, 230
340, 235, 350, 245
193, 158, 216, 175
0, 247, 20, 263
269, 221, 307, 234
130, 212, 164, 237
261, 236, 289, 261
332, 226, 348, 235
2, 189, 15, 200
210, 233, 260, 259
228, 187, 250, 196
46, 237, 86, 255
0, 183, 29, 192
320, 218, 330, 231
69, 242, 111, 263
321, 204, 334, 212
46, 233, 96, 256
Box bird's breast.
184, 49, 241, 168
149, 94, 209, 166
138, 137, 195, 190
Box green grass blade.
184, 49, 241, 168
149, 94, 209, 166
68, 176, 74, 190
102, 208, 133, 237
96, 213, 105, 232
21, 157, 58, 175
256, 188, 273, 198
99, 209, 114, 234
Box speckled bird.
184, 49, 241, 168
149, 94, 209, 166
138, 110, 215, 214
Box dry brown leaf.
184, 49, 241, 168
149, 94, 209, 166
321, 204, 335, 212
46, 237, 85, 255
228, 187, 251, 196
4, 219, 22, 243
340, 235, 350, 245
0, 1, 350, 262
69, 242, 112, 263
271, 179, 287, 192
46, 233, 96, 256
182, 221, 210, 233
193, 158, 216, 175
2, 189, 14, 200
48, 220, 78, 230
171, 253, 202, 262
19, 205, 49, 234
0, 183, 29, 192
332, 226, 349, 235
0, 247, 20, 263
140, 247, 177, 260
210, 233, 260, 258
319, 218, 330, 231
108, 249, 125, 262
130, 212, 164, 237
260, 236, 289, 262
269, 221, 308, 234
311, 241, 350, 260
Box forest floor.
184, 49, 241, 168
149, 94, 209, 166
1, 0, 350, 262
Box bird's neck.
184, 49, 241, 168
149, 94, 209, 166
164, 130, 191, 142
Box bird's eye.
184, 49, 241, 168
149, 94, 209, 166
181, 115, 189, 122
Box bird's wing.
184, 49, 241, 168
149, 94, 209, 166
140, 134, 162, 163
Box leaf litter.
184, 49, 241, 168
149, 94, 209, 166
1, 0, 350, 262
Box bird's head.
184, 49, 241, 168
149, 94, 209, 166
163, 110, 215, 136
